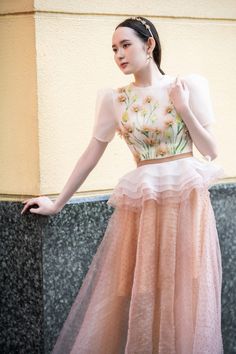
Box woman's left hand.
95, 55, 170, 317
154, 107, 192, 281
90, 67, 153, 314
168, 76, 190, 116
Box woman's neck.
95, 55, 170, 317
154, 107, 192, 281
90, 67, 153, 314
133, 62, 165, 87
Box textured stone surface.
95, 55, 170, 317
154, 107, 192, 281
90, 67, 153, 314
209, 183, 236, 354
0, 203, 44, 354
0, 185, 235, 354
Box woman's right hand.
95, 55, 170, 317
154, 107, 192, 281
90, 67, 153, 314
20, 196, 60, 216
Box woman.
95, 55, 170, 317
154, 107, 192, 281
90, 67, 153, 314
21, 16, 225, 354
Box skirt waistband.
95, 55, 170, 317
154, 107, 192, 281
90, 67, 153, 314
137, 151, 193, 167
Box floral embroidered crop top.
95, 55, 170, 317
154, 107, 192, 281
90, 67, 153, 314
92, 74, 215, 163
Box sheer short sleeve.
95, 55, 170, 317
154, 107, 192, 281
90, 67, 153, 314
183, 74, 216, 127
92, 88, 117, 142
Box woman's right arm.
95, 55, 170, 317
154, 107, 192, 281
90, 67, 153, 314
53, 137, 108, 213
53, 87, 118, 212
21, 137, 108, 215
21, 87, 117, 216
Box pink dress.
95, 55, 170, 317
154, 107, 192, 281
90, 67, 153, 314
52, 74, 225, 353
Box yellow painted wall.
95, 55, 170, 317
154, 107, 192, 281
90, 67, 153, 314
0, 12, 39, 197
0, 1, 235, 200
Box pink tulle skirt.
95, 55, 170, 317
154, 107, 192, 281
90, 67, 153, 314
52, 156, 225, 354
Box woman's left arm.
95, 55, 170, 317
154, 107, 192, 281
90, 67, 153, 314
178, 104, 218, 160
169, 76, 218, 161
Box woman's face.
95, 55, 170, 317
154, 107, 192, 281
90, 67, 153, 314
112, 26, 149, 75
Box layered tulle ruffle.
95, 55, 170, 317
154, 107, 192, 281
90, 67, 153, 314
108, 156, 225, 209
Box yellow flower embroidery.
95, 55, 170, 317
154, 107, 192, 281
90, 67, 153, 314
175, 113, 183, 123
154, 128, 162, 134
140, 108, 148, 116
166, 105, 174, 114
115, 84, 192, 160
150, 114, 157, 122
164, 130, 172, 139
157, 143, 169, 156
117, 123, 133, 141
164, 117, 174, 127
144, 137, 157, 146
117, 87, 126, 93
122, 111, 129, 122
140, 125, 152, 133
118, 95, 126, 102
132, 104, 141, 112
123, 123, 133, 134
144, 96, 152, 103
127, 85, 132, 93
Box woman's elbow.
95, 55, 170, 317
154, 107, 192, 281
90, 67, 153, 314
203, 146, 218, 161
210, 147, 218, 161
210, 153, 217, 161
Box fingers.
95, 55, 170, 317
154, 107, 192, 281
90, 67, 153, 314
29, 207, 40, 214
21, 206, 28, 215
175, 76, 183, 86
21, 204, 29, 215
21, 199, 38, 215
173, 76, 187, 91
22, 199, 30, 204
170, 75, 181, 89
182, 80, 187, 89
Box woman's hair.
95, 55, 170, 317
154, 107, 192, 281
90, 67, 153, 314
115, 16, 165, 75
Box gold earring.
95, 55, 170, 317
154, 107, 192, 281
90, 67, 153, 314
147, 53, 153, 60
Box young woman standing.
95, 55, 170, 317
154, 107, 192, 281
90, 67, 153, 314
21, 16, 224, 354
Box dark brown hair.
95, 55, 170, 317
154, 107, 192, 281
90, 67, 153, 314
115, 16, 165, 75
